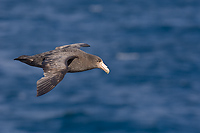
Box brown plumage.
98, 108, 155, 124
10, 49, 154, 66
14, 43, 109, 96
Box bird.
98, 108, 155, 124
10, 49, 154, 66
14, 43, 110, 96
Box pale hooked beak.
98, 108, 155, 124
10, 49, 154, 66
98, 61, 110, 74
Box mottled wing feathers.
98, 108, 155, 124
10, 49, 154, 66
42, 55, 67, 76
55, 43, 90, 50
36, 55, 77, 96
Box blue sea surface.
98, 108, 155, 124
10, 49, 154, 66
1, 0, 200, 132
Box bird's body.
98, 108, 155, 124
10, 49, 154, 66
14, 43, 109, 96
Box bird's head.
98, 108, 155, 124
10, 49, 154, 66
91, 56, 110, 74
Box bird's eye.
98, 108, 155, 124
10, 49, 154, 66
97, 58, 101, 62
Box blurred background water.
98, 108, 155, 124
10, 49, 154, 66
1, 0, 200, 132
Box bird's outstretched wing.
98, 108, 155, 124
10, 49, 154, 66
36, 55, 77, 96
55, 43, 90, 50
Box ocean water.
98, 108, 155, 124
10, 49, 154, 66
1, 0, 200, 132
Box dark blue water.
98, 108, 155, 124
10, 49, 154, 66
1, 0, 200, 132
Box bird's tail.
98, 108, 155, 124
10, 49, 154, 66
14, 55, 34, 66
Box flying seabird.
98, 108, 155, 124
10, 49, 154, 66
14, 43, 110, 96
